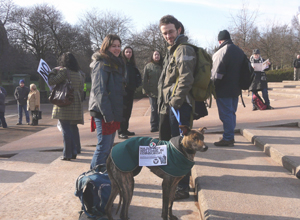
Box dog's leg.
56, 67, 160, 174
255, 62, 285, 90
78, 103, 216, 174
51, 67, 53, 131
167, 180, 181, 220
161, 176, 181, 220
119, 173, 134, 220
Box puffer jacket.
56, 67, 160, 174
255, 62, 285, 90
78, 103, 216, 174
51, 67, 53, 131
158, 35, 196, 113
27, 90, 40, 111
211, 39, 244, 98
88, 52, 125, 123
48, 67, 84, 124
142, 62, 162, 98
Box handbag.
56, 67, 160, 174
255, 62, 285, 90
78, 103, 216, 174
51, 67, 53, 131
31, 110, 42, 120
49, 70, 74, 107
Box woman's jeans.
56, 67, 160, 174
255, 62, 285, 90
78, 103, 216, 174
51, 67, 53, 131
216, 97, 238, 141
90, 117, 116, 169
18, 104, 30, 124
59, 120, 80, 159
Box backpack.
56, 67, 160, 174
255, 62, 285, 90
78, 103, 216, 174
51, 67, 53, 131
75, 164, 111, 219
240, 54, 254, 90
173, 43, 215, 102
252, 93, 267, 110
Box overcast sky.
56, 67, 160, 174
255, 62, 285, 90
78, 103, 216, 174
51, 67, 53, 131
13, 0, 300, 48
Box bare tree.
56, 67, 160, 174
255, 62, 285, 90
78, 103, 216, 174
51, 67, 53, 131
80, 9, 132, 49
229, 2, 259, 55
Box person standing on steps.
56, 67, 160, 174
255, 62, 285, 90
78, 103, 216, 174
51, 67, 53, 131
142, 51, 163, 133
118, 46, 141, 139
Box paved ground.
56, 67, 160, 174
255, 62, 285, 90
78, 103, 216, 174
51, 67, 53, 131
1, 81, 300, 220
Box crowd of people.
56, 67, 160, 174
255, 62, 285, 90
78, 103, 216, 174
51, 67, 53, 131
2, 13, 294, 201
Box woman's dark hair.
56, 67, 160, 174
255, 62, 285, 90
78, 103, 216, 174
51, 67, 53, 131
159, 15, 181, 30
150, 51, 163, 67
122, 46, 136, 66
100, 34, 122, 64
58, 52, 80, 72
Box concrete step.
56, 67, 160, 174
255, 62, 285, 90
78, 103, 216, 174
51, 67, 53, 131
241, 125, 300, 176
192, 133, 300, 220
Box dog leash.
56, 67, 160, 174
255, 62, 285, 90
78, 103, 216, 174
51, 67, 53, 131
171, 106, 182, 135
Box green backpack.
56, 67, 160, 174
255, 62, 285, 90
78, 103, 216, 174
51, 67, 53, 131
172, 43, 215, 102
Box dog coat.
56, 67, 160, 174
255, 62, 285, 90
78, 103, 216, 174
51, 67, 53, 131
111, 136, 194, 177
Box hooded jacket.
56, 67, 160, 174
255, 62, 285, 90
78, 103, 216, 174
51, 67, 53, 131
211, 39, 244, 98
88, 52, 125, 123
158, 35, 196, 114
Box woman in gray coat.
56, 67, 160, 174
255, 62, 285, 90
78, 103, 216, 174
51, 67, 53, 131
89, 34, 125, 169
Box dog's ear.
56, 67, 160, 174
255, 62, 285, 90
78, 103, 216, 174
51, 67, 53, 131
198, 127, 207, 134
179, 125, 190, 136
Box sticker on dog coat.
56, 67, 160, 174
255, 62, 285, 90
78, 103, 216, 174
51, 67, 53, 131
139, 144, 167, 166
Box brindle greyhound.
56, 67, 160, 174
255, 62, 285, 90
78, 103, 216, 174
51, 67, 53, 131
105, 125, 208, 220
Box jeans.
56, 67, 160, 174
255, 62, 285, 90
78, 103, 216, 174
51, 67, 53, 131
216, 97, 238, 141
169, 102, 192, 190
0, 112, 7, 128
149, 97, 159, 130
90, 117, 116, 169
252, 89, 270, 107
59, 120, 80, 159
18, 104, 30, 124
71, 124, 81, 154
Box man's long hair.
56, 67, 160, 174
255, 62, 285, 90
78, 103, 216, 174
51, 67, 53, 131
159, 15, 181, 30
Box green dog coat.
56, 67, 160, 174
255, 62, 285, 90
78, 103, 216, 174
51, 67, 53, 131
111, 136, 194, 177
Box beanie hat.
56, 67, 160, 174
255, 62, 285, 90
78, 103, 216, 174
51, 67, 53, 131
19, 79, 25, 84
218, 30, 231, 41
253, 49, 260, 54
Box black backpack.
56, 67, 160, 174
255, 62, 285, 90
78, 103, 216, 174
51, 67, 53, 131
75, 164, 111, 219
240, 54, 254, 90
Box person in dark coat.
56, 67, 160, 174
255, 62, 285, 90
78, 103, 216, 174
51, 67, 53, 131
293, 54, 300, 81
249, 49, 273, 110
142, 51, 163, 132
118, 46, 141, 139
211, 30, 244, 147
0, 87, 8, 128
14, 79, 30, 125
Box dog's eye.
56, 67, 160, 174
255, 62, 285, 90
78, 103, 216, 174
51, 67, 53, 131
193, 137, 198, 141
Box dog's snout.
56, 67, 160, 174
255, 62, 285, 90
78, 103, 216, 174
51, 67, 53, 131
201, 145, 208, 152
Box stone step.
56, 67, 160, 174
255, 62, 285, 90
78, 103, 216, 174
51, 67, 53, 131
192, 133, 300, 220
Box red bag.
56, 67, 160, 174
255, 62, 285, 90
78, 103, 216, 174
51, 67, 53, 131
253, 93, 267, 110
102, 120, 120, 135
91, 117, 96, 132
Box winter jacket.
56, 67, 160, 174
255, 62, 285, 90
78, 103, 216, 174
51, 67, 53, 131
0, 86, 7, 97
0, 92, 5, 113
142, 62, 162, 98
158, 35, 196, 114
293, 59, 300, 69
211, 39, 244, 98
125, 61, 141, 91
48, 67, 84, 124
14, 86, 30, 105
27, 90, 40, 111
88, 52, 125, 123
248, 55, 270, 91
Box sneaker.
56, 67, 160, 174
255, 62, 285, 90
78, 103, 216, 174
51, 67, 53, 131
252, 106, 258, 111
150, 127, 159, 132
16, 122, 22, 125
118, 133, 128, 139
214, 139, 234, 147
174, 188, 190, 201
124, 130, 135, 136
